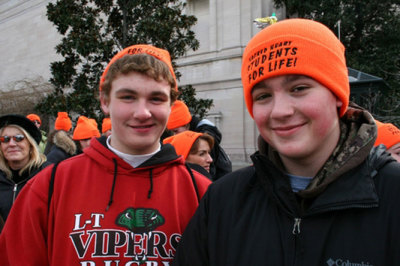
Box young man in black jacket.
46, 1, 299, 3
173, 18, 400, 265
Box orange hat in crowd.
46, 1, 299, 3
241, 18, 349, 118
26, 114, 41, 124
374, 120, 400, 149
72, 116, 101, 141
163, 130, 203, 159
167, 100, 192, 130
102, 118, 112, 133
54, 112, 72, 131
89, 118, 98, 128
99, 44, 177, 92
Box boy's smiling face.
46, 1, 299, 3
101, 71, 171, 155
252, 75, 342, 171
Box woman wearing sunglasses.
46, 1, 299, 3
0, 114, 51, 226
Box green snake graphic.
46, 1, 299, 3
116, 207, 165, 234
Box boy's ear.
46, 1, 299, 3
100, 94, 110, 115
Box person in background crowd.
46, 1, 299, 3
26, 113, 47, 153
374, 120, 400, 162
167, 100, 232, 180
163, 130, 214, 179
102, 117, 112, 137
0, 44, 211, 265
45, 111, 77, 164
72, 116, 101, 152
0, 114, 50, 223
173, 18, 400, 265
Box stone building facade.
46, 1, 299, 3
0, 0, 282, 168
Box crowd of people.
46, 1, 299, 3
0, 18, 399, 265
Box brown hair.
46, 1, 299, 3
189, 133, 215, 155
100, 54, 179, 103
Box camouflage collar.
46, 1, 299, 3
257, 106, 377, 199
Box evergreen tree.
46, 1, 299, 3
273, 0, 400, 123
36, 0, 212, 122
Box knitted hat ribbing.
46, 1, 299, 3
99, 44, 177, 92
241, 18, 349, 117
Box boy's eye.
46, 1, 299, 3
253, 92, 271, 101
151, 95, 168, 103
292, 85, 309, 92
119, 94, 133, 99
152, 97, 163, 102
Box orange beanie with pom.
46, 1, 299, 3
167, 100, 192, 130
163, 130, 203, 159
241, 18, 349, 118
54, 112, 72, 131
374, 120, 400, 149
73, 116, 101, 140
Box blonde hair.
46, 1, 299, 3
0, 125, 47, 179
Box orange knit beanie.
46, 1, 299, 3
167, 100, 192, 130
374, 120, 400, 149
241, 18, 349, 118
99, 44, 177, 92
54, 112, 72, 131
102, 118, 112, 133
26, 114, 41, 124
163, 130, 203, 159
73, 116, 101, 140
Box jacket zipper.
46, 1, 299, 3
292, 217, 301, 235
292, 217, 301, 266
12, 183, 18, 203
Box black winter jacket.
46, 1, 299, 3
46, 130, 77, 164
0, 161, 51, 221
174, 107, 400, 266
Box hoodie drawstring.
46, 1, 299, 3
148, 169, 153, 199
106, 158, 118, 211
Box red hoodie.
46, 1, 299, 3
0, 137, 211, 265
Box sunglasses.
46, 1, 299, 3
0, 135, 26, 143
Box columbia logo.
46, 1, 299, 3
326, 258, 373, 266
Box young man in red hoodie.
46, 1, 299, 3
0, 44, 211, 265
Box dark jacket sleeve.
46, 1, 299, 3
172, 188, 211, 266
46, 146, 69, 164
